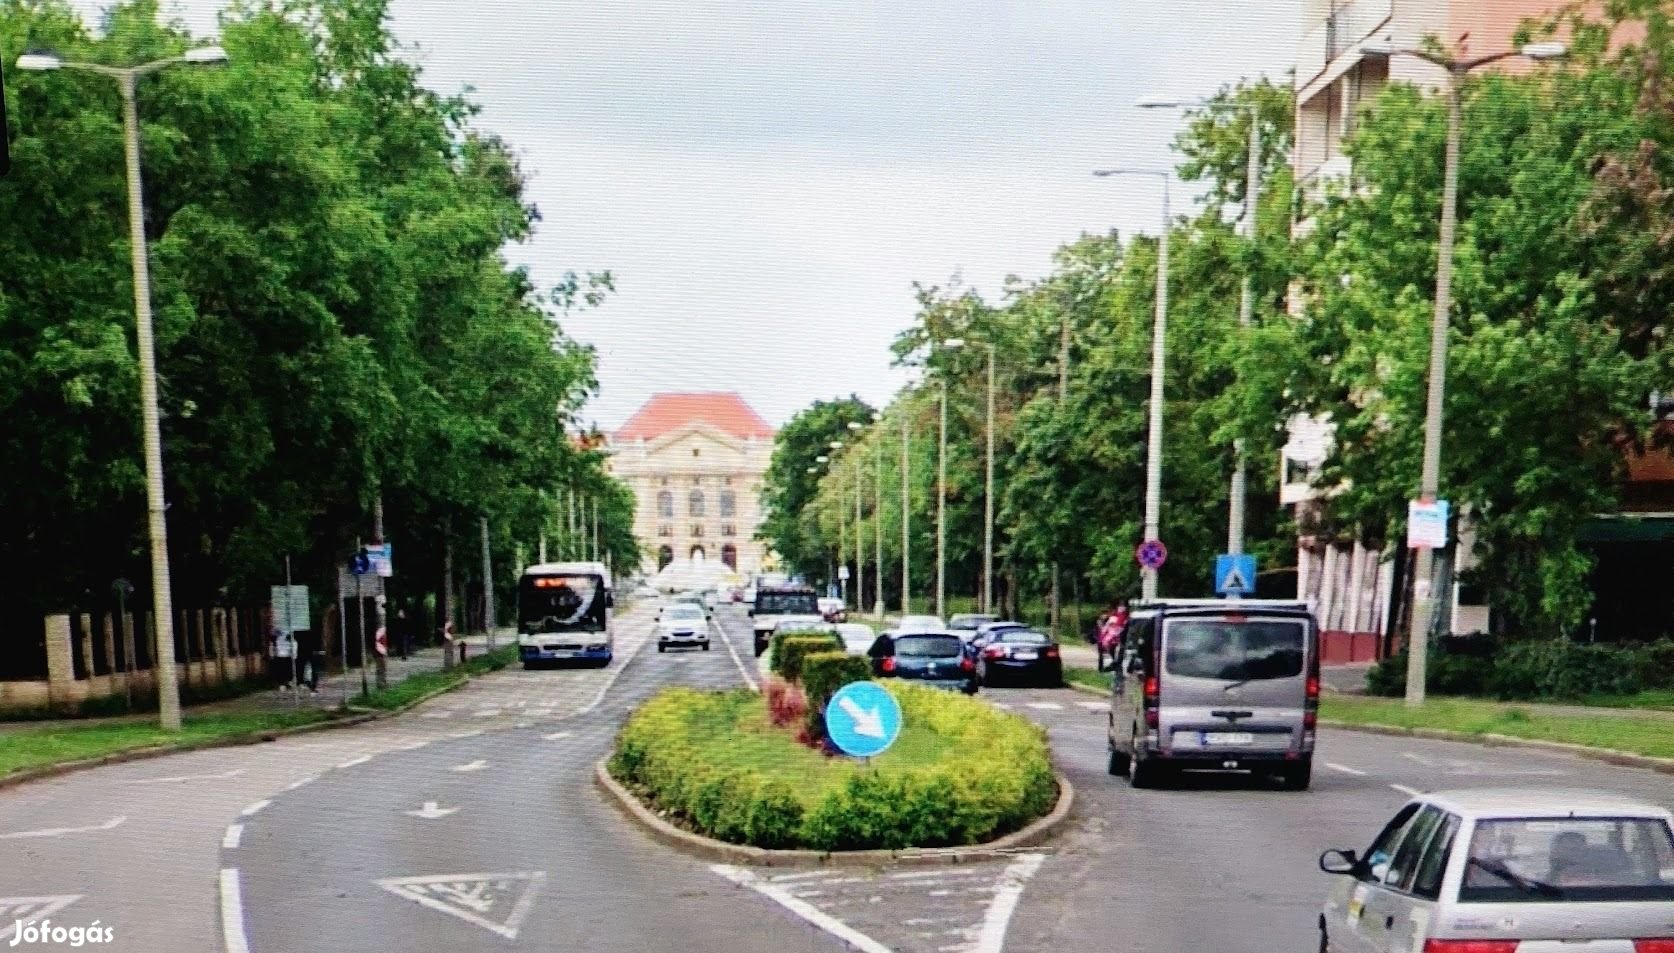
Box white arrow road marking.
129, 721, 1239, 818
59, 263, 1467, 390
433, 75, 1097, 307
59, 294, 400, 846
0, 816, 126, 840
0, 896, 81, 943
971, 853, 1046, 953
837, 696, 886, 738
219, 869, 250, 953
542, 731, 572, 741
127, 768, 245, 785
223, 824, 244, 849
405, 801, 460, 820
375, 872, 545, 940
451, 760, 489, 773
712, 865, 894, 953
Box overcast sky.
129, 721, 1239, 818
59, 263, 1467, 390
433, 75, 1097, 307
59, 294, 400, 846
80, 0, 1301, 430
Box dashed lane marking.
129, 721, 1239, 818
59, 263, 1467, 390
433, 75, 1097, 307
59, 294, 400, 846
1077, 701, 1106, 711
542, 731, 572, 741
0, 816, 126, 840
451, 760, 489, 773
472, 708, 502, 718
1326, 762, 1368, 776
1391, 784, 1423, 798
283, 776, 316, 792
1025, 702, 1064, 711
222, 824, 244, 849
219, 869, 251, 953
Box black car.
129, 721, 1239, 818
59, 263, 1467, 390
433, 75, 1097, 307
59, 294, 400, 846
976, 629, 1062, 687
873, 632, 978, 694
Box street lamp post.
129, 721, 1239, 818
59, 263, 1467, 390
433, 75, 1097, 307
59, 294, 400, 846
983, 343, 996, 615
871, 413, 884, 618
19, 46, 229, 732
900, 409, 911, 615
1093, 168, 1172, 601
936, 377, 949, 619
1363, 39, 1567, 706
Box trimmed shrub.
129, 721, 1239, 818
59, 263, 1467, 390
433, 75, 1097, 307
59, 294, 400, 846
800, 652, 871, 741
609, 682, 1056, 851
773, 633, 843, 682
1368, 637, 1674, 700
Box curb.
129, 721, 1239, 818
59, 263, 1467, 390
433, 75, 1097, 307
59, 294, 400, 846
1066, 680, 1107, 698
596, 758, 1075, 867
0, 663, 493, 792
1319, 719, 1674, 776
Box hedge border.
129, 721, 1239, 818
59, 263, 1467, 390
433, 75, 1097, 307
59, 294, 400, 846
596, 758, 1075, 867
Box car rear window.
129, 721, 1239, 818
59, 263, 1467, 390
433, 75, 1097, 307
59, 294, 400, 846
997, 630, 1051, 644
758, 592, 818, 614
894, 635, 963, 658
664, 605, 703, 620
1459, 817, 1674, 903
1163, 619, 1305, 681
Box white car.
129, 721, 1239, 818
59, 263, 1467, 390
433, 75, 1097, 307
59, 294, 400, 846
655, 603, 710, 653
834, 623, 877, 656
895, 614, 945, 634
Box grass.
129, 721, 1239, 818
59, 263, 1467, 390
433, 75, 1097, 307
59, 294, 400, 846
1062, 665, 1111, 693
0, 710, 333, 778
1322, 694, 1674, 761
351, 645, 517, 710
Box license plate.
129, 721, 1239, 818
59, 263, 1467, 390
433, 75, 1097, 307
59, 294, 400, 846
1201, 732, 1255, 745
1013, 650, 1038, 660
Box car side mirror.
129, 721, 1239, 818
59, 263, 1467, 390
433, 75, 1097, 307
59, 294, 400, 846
1319, 849, 1359, 876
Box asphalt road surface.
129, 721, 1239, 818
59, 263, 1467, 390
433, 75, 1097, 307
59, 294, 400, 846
3, 602, 1672, 953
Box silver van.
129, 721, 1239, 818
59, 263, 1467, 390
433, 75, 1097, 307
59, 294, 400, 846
1106, 599, 1319, 790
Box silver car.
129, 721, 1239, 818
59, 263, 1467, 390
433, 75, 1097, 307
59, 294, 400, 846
1319, 788, 1674, 952
655, 603, 710, 652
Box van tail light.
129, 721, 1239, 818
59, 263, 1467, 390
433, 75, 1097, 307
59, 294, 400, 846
1422, 942, 1519, 953
1634, 941, 1674, 953
1303, 711, 1317, 730
1306, 676, 1320, 700
881, 657, 896, 673
1143, 675, 1160, 728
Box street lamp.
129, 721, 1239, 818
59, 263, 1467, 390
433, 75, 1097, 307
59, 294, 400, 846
867, 412, 885, 619
1360, 38, 1566, 706
1137, 94, 1264, 560
19, 45, 230, 732
934, 338, 967, 620
1093, 167, 1173, 601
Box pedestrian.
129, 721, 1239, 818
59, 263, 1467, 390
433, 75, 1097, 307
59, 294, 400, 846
1097, 600, 1130, 673
269, 618, 296, 692
296, 627, 324, 695
395, 607, 411, 660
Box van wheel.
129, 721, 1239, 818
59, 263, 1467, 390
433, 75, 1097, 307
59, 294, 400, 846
1317, 916, 1330, 953
1129, 756, 1162, 789
1107, 745, 1130, 777
1280, 760, 1313, 791
701, 641, 710, 651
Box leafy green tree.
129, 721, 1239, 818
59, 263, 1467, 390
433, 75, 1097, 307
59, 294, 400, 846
757, 396, 874, 580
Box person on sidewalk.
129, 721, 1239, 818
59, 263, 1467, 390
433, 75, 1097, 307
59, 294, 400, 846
395, 607, 412, 660
269, 620, 297, 692
1096, 601, 1130, 672
296, 627, 324, 695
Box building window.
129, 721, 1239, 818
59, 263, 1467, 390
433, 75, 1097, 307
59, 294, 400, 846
690, 545, 707, 564
722, 524, 736, 537
657, 525, 672, 538
657, 490, 674, 518
659, 477, 669, 487
692, 448, 701, 458
657, 545, 673, 570
722, 544, 738, 570
719, 490, 736, 518
691, 524, 705, 537
688, 489, 705, 517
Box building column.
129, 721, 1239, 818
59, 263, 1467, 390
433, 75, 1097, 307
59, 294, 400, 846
1345, 540, 1367, 633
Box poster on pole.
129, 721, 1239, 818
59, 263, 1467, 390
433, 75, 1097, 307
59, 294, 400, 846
368, 543, 394, 577
1407, 499, 1450, 550
270, 585, 310, 633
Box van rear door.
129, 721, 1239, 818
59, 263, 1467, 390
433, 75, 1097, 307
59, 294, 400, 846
1157, 612, 1311, 757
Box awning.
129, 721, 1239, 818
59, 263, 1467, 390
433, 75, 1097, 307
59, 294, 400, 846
1578, 514, 1674, 544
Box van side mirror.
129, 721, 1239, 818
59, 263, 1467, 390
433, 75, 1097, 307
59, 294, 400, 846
1319, 849, 1360, 876
606, 593, 615, 608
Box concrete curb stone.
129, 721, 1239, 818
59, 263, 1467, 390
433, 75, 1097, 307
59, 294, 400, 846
595, 758, 1075, 867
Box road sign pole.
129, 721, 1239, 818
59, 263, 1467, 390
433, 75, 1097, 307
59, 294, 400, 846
285, 555, 297, 707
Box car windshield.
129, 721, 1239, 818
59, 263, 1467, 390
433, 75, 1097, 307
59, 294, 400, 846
776, 621, 826, 633
1163, 619, 1305, 681
997, 630, 1051, 644
518, 574, 606, 632
893, 635, 963, 658
949, 615, 993, 629
663, 605, 703, 621
758, 592, 819, 615
1459, 817, 1674, 903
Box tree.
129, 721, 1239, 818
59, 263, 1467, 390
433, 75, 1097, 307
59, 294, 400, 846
757, 396, 875, 580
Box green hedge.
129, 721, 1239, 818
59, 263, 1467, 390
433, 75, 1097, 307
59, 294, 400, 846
1368, 638, 1674, 701
609, 682, 1057, 851
772, 632, 843, 681
801, 651, 872, 740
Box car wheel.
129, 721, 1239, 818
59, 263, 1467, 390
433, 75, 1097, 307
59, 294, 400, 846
658, 643, 666, 653
701, 641, 710, 651
521, 662, 534, 671
1280, 759, 1313, 792
1107, 744, 1130, 777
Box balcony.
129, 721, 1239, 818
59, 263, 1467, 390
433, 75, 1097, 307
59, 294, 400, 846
1298, 0, 1393, 87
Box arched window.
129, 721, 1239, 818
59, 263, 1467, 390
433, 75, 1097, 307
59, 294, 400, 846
656, 545, 674, 570
690, 546, 707, 564
722, 544, 738, 570
688, 489, 705, 517
657, 490, 673, 518
719, 490, 736, 518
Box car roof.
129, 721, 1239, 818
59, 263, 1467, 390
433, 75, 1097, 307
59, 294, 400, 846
523, 561, 610, 579
977, 620, 1026, 630
992, 628, 1051, 638
759, 584, 817, 594
1415, 788, 1674, 820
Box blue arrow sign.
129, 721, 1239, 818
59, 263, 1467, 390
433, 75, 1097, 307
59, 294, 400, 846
1215, 554, 1257, 596
824, 681, 902, 759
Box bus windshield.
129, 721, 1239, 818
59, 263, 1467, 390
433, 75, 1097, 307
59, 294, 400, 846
519, 573, 607, 633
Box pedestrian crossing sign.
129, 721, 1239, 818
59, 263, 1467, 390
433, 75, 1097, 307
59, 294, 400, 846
1215, 554, 1256, 596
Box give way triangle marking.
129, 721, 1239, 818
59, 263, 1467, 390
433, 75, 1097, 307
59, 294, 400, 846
375, 872, 545, 940
0, 896, 81, 943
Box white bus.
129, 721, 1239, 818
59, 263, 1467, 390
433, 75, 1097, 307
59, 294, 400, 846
516, 561, 614, 668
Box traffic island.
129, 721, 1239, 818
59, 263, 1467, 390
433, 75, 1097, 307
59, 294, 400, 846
602, 681, 1071, 863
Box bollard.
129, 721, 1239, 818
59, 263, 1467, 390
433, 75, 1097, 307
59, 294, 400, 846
458, 641, 468, 664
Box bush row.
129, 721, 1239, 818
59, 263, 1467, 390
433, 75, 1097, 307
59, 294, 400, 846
1367, 637, 1674, 700
801, 651, 871, 741
609, 683, 1057, 851
770, 629, 843, 681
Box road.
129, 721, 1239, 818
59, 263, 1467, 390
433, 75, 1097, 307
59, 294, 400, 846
1, 602, 1670, 953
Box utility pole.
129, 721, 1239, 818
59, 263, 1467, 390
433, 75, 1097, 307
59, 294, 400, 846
874, 424, 884, 618
480, 516, 495, 650
441, 525, 455, 671
936, 379, 949, 620
1053, 310, 1071, 635
854, 462, 864, 612
983, 345, 996, 615
373, 496, 389, 690
900, 411, 911, 615
591, 496, 600, 561
1228, 110, 1262, 559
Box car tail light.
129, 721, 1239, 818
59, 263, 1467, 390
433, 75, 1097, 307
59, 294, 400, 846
960, 657, 975, 672
881, 657, 896, 673
1635, 941, 1674, 953
1044, 646, 1059, 657
1422, 942, 1519, 953
984, 646, 1006, 659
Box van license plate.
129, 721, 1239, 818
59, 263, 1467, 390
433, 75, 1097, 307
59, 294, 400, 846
1202, 732, 1255, 746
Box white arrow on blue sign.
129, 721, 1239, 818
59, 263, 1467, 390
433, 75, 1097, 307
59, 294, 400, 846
824, 681, 902, 758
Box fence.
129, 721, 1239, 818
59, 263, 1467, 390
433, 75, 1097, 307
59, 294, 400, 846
1, 606, 265, 714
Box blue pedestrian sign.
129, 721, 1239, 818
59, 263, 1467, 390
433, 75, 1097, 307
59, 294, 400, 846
824, 681, 902, 759
1215, 554, 1257, 597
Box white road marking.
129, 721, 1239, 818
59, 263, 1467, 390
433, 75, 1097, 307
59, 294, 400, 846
222, 824, 244, 849
542, 731, 572, 741
451, 730, 485, 739
972, 853, 1045, 953
451, 759, 489, 773
768, 870, 840, 883
1077, 701, 1106, 711
1391, 784, 1423, 798
472, 708, 501, 718
283, 776, 317, 792
0, 896, 81, 943
1325, 762, 1368, 776
711, 618, 759, 692
337, 755, 372, 769
405, 801, 460, 820
219, 869, 251, 953
1025, 702, 1064, 711
989, 702, 1013, 710
576, 627, 654, 715
127, 768, 245, 785
529, 707, 554, 716
420, 711, 453, 719
375, 872, 545, 940
712, 865, 894, 953
395, 740, 430, 751
0, 816, 126, 840
240, 800, 272, 818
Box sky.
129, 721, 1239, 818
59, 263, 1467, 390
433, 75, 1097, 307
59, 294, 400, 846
78, 0, 1302, 431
